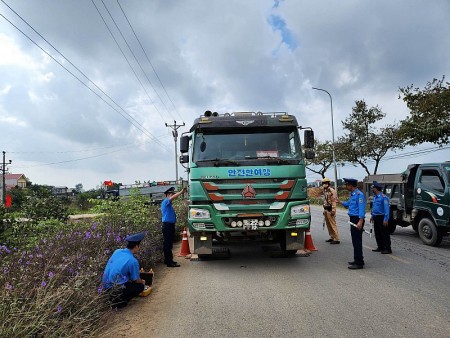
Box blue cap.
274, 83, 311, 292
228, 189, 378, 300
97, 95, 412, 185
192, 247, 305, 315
372, 181, 383, 189
164, 187, 175, 195
125, 232, 145, 242
343, 178, 358, 184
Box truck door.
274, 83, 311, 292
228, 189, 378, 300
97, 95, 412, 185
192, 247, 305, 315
415, 167, 448, 225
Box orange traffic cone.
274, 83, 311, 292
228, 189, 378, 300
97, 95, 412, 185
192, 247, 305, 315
178, 227, 191, 257
304, 230, 318, 251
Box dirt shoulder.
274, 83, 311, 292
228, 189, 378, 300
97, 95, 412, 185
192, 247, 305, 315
101, 242, 185, 337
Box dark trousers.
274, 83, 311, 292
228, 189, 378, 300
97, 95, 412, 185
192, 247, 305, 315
350, 216, 364, 265
162, 222, 175, 264
373, 215, 391, 251
109, 281, 144, 308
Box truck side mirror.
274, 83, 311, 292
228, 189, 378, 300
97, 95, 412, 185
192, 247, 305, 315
304, 130, 314, 149
180, 135, 190, 153
179, 154, 189, 164
305, 150, 315, 160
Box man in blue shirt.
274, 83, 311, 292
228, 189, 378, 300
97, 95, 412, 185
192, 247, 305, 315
339, 178, 367, 269
102, 233, 146, 308
370, 181, 392, 254
161, 186, 186, 267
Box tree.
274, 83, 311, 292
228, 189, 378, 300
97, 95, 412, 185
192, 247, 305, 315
399, 76, 450, 146
337, 100, 405, 175
28, 184, 52, 198
305, 139, 334, 178
7, 186, 28, 212
75, 183, 84, 193
75, 189, 101, 211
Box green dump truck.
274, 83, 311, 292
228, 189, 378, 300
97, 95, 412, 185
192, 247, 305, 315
179, 111, 315, 256
363, 162, 450, 246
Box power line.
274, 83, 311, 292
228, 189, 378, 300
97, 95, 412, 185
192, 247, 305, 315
92, 0, 168, 123
0, 1, 170, 152
10, 147, 128, 169
373, 145, 450, 163
116, 0, 184, 122
101, 0, 176, 121
307, 145, 449, 177
6, 143, 136, 154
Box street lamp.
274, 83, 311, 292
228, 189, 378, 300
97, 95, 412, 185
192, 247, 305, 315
312, 87, 338, 188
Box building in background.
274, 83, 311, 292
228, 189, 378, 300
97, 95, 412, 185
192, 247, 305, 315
0, 173, 29, 202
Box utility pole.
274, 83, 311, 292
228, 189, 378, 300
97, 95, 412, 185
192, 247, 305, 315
1, 151, 12, 205
165, 120, 185, 183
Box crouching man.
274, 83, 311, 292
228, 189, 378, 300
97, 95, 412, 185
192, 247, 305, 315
102, 233, 146, 308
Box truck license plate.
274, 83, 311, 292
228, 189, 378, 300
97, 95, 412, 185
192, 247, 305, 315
243, 219, 258, 230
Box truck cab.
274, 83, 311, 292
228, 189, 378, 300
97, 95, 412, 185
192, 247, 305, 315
180, 111, 315, 256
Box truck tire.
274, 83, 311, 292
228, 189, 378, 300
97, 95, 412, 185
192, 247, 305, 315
418, 218, 443, 247
388, 219, 397, 234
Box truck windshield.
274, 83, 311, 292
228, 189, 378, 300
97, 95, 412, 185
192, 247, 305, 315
444, 164, 450, 183
193, 130, 301, 165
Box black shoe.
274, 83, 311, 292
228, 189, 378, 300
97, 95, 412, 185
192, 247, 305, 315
348, 261, 357, 265
348, 264, 364, 269
167, 262, 180, 267
372, 248, 382, 252
330, 240, 340, 244
325, 239, 333, 243
381, 250, 392, 254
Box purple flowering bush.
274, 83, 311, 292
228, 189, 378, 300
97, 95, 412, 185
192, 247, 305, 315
0, 192, 188, 337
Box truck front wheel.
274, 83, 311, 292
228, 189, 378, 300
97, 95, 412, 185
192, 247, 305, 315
418, 218, 443, 247
388, 210, 397, 234
388, 219, 397, 234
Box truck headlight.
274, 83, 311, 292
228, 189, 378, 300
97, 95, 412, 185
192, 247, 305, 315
190, 208, 210, 219
291, 205, 310, 217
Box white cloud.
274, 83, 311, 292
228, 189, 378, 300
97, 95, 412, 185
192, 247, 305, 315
0, 85, 12, 95
0, 33, 37, 68
0, 0, 449, 188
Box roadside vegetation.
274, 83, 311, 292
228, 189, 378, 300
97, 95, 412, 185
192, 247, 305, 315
0, 190, 187, 337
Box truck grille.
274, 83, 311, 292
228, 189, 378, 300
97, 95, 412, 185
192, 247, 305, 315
202, 179, 295, 208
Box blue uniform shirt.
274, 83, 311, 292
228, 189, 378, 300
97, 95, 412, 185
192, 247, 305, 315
372, 191, 390, 222
102, 248, 140, 288
342, 188, 366, 218
161, 197, 176, 223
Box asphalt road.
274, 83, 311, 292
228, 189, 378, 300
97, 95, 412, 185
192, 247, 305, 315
107, 205, 450, 338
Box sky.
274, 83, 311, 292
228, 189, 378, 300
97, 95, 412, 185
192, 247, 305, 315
1, 0, 449, 190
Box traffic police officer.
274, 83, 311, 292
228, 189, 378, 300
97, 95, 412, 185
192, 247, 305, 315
161, 186, 186, 267
322, 178, 340, 244
370, 181, 392, 254
102, 232, 146, 308
339, 178, 367, 269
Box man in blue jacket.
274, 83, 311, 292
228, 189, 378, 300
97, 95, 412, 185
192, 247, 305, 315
339, 178, 367, 269
370, 181, 391, 254
102, 233, 146, 308
161, 186, 186, 267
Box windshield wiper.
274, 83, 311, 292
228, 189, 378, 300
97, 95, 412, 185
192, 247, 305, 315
196, 158, 240, 166
243, 156, 291, 164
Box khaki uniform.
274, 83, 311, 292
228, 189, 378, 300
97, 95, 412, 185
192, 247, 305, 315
323, 186, 339, 241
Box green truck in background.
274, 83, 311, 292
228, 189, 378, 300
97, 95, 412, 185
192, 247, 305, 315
179, 111, 315, 256
363, 162, 450, 246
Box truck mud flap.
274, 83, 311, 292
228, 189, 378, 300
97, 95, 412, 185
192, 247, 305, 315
194, 234, 213, 255
285, 230, 304, 251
